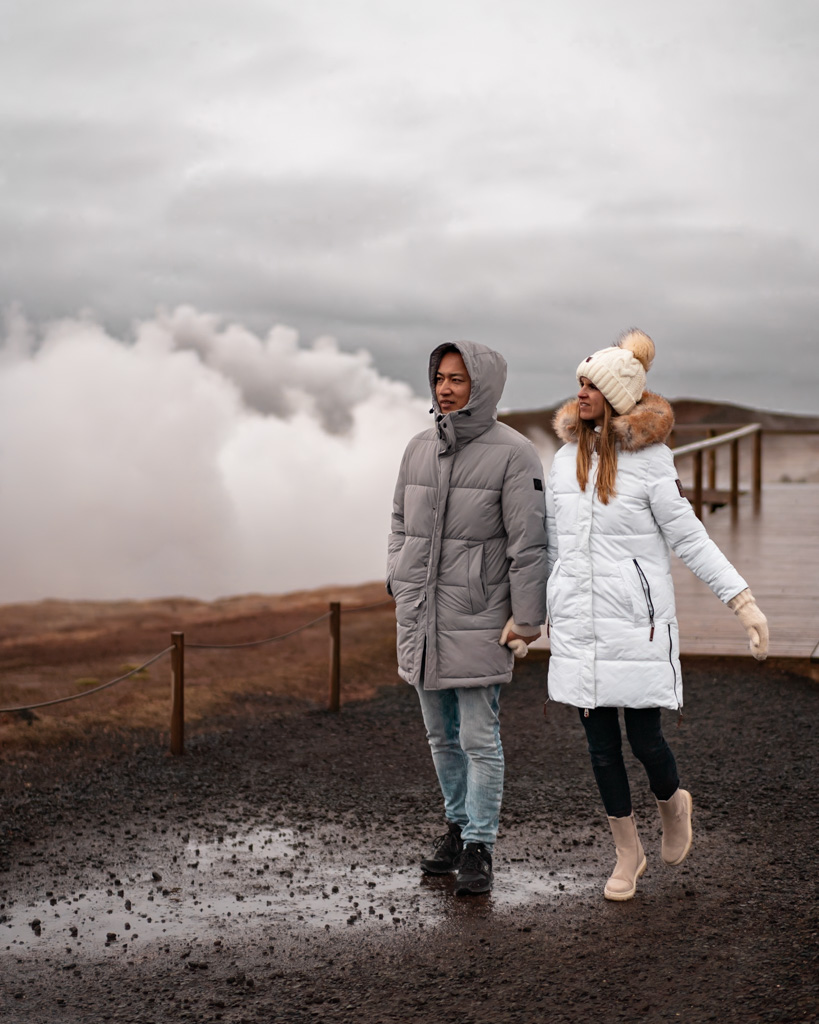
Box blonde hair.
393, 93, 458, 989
575, 400, 618, 504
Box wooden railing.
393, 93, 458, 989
670, 423, 762, 519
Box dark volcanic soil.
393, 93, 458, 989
1, 656, 817, 1024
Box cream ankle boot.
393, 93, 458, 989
656, 788, 693, 865
604, 813, 647, 901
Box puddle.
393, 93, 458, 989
0, 826, 596, 956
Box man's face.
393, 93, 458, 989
435, 351, 471, 414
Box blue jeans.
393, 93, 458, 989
579, 706, 679, 818
414, 683, 504, 851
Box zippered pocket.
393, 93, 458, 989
617, 557, 661, 640
466, 543, 488, 613
546, 557, 562, 622
632, 559, 655, 641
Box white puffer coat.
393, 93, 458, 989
545, 393, 747, 711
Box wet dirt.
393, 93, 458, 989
1, 656, 818, 1023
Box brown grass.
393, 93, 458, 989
0, 582, 399, 754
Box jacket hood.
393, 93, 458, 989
552, 391, 674, 451
428, 340, 507, 452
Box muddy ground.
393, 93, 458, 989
1, 652, 817, 1024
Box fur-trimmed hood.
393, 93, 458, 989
552, 391, 674, 451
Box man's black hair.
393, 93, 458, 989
437, 343, 461, 358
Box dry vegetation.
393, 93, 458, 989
0, 582, 398, 754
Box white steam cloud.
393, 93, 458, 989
0, 306, 430, 602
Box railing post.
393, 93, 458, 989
753, 429, 763, 512
672, 422, 764, 523
693, 450, 703, 519
730, 439, 740, 514
328, 602, 341, 712
707, 429, 717, 513
170, 631, 185, 756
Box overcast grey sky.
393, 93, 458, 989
2, 0, 817, 412
1, 1, 817, 601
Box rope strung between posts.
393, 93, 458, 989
186, 611, 332, 650
341, 599, 394, 614
0, 600, 395, 718
0, 645, 175, 715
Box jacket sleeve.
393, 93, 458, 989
386, 444, 410, 596
646, 445, 747, 603
501, 441, 549, 629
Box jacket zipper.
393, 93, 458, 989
668, 623, 683, 725
633, 559, 655, 641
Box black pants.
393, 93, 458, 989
579, 706, 679, 818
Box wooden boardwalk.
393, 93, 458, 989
532, 483, 819, 664
671, 483, 819, 661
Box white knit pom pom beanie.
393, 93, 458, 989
576, 329, 656, 414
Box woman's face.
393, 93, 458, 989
577, 376, 606, 426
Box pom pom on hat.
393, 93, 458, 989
576, 328, 656, 414
620, 328, 655, 372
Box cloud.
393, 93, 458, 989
0, 0, 817, 428
0, 308, 430, 602
152, 305, 408, 433
166, 173, 439, 252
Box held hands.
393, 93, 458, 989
728, 588, 769, 661
499, 617, 542, 659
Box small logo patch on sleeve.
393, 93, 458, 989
534, 478, 543, 491
675, 478, 685, 496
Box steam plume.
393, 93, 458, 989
0, 306, 430, 602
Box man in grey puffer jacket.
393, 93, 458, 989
388, 341, 548, 894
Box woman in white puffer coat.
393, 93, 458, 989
545, 329, 769, 901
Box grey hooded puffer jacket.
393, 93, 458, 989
387, 341, 548, 690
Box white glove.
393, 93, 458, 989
499, 617, 541, 659
728, 588, 769, 661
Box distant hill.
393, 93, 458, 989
500, 398, 819, 439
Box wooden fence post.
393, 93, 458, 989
730, 439, 740, 517
707, 429, 717, 513
693, 450, 703, 520
328, 602, 341, 712
170, 631, 185, 755
753, 429, 763, 512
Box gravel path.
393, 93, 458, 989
1, 656, 817, 1023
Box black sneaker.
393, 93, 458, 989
454, 842, 493, 895
420, 822, 463, 875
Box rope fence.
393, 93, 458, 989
0, 597, 396, 755
186, 612, 332, 649
0, 646, 175, 714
